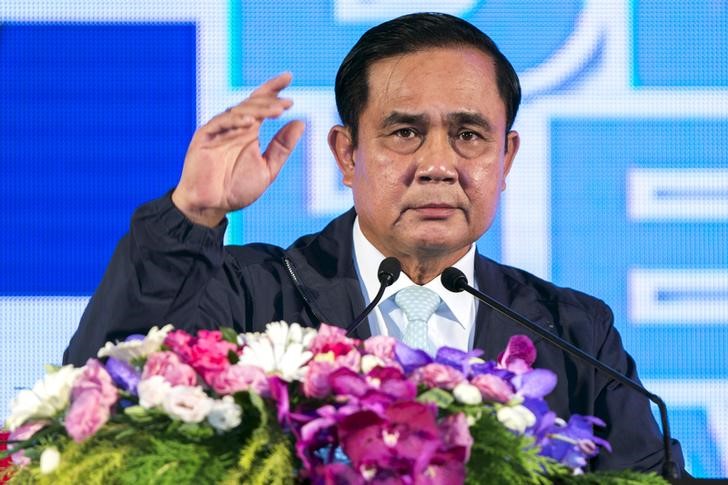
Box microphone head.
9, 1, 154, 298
377, 257, 401, 286
441, 267, 468, 292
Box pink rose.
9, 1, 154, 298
209, 364, 269, 396
303, 360, 334, 398
413, 363, 465, 390
363, 335, 396, 360
471, 374, 514, 403
142, 351, 198, 387
71, 359, 117, 407
65, 390, 112, 442
65, 359, 118, 442
8, 421, 47, 466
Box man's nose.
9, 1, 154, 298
415, 134, 458, 184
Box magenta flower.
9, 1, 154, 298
165, 329, 238, 385
497, 335, 537, 374
438, 413, 473, 462
328, 366, 416, 409
338, 401, 442, 478
142, 351, 198, 387
309, 324, 359, 357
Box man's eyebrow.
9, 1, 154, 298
381, 111, 429, 128
447, 112, 494, 133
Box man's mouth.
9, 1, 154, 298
411, 204, 458, 219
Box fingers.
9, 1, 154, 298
263, 120, 306, 177
250, 72, 293, 98
203, 96, 293, 139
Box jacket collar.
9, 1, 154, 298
283, 208, 369, 337
473, 254, 557, 359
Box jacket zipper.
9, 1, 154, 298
282, 256, 326, 324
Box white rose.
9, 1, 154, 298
207, 395, 242, 432
496, 405, 536, 434
137, 376, 172, 409
453, 382, 483, 405
6, 365, 80, 431
40, 446, 61, 474
162, 385, 212, 423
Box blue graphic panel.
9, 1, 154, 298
632, 1, 728, 86
0, 23, 197, 295
234, 0, 584, 86
550, 118, 728, 378
652, 407, 724, 477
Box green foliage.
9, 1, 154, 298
8, 393, 297, 484
464, 410, 668, 485
466, 408, 565, 485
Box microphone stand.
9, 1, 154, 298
346, 257, 401, 338
441, 267, 679, 480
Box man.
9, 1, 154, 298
64, 13, 684, 474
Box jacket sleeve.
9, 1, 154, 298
63, 193, 248, 365
588, 303, 685, 476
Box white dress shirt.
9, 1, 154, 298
351, 217, 479, 351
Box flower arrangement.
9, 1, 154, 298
2, 322, 666, 484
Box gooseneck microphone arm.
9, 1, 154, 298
346, 257, 402, 337
441, 267, 679, 480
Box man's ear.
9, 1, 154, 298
501, 130, 520, 191
328, 125, 355, 187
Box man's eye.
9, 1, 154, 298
394, 128, 417, 139
458, 130, 480, 141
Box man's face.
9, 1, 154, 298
330, 46, 519, 265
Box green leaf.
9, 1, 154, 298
417, 387, 455, 408
220, 327, 239, 345
124, 405, 155, 423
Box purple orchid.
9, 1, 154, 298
433, 347, 483, 376
470, 360, 514, 381
539, 414, 611, 470
394, 341, 433, 374
511, 369, 557, 399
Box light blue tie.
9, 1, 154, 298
395, 286, 441, 352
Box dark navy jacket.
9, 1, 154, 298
64, 193, 684, 474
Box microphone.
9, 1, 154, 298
346, 257, 401, 337
441, 267, 679, 480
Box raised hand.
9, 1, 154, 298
171, 72, 305, 227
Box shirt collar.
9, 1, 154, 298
352, 216, 476, 329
